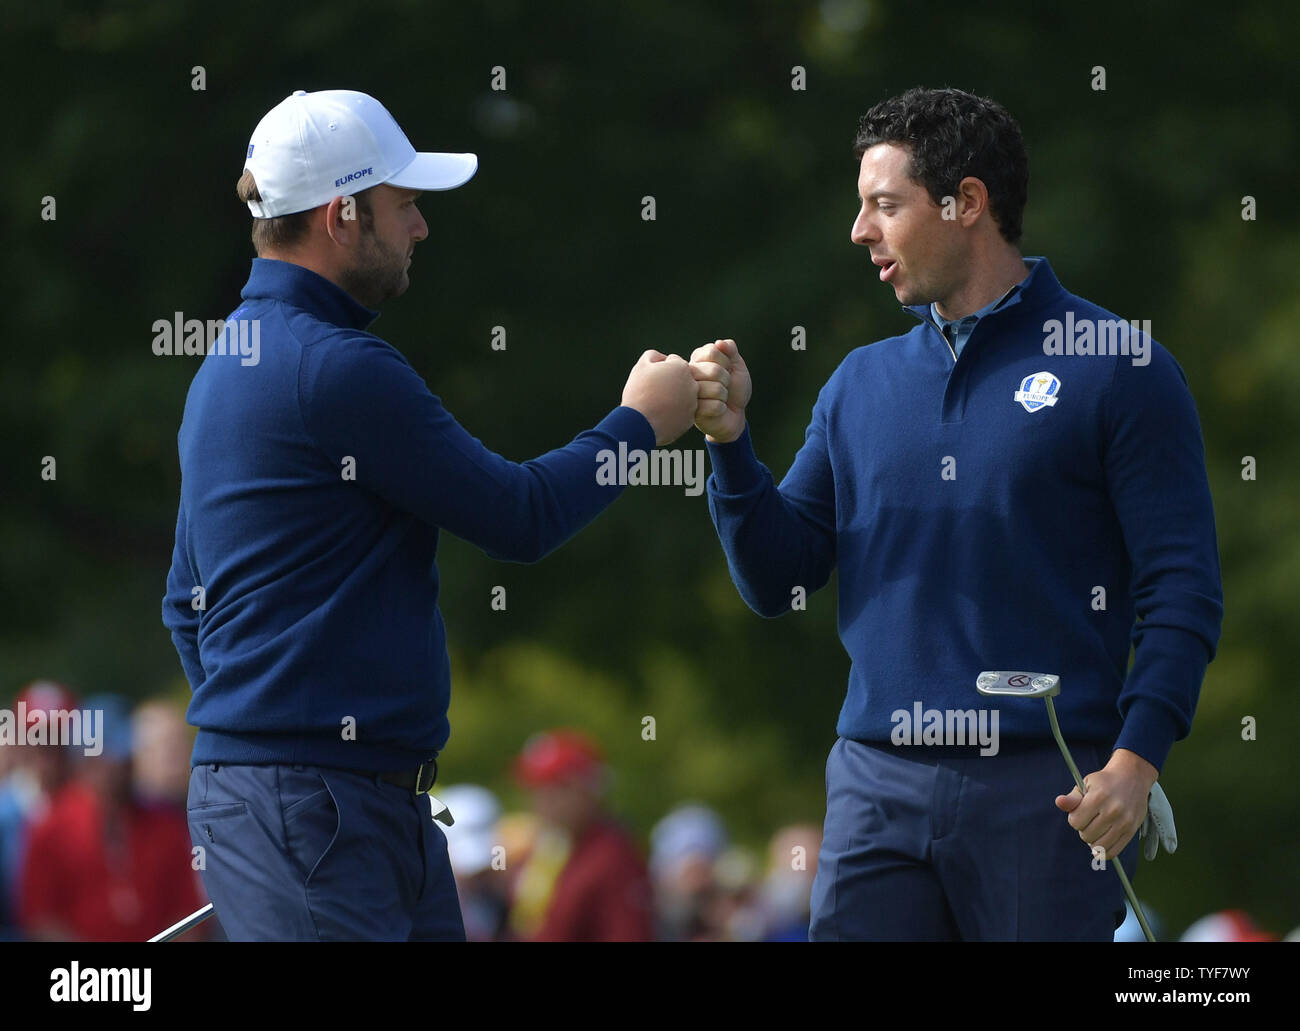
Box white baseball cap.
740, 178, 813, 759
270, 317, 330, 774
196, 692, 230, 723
243, 89, 478, 218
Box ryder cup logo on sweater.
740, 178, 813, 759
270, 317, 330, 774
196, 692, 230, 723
1013, 372, 1061, 412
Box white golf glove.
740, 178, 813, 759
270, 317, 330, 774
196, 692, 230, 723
1139, 780, 1176, 860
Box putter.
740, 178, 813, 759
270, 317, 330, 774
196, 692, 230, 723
429, 794, 454, 826
976, 671, 1156, 942
148, 902, 215, 942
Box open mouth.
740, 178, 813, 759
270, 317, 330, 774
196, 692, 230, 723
877, 259, 898, 283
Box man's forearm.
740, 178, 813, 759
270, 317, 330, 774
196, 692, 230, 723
481, 405, 658, 563
1113, 625, 1213, 772
706, 429, 835, 617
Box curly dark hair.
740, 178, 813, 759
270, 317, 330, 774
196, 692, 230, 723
852, 87, 1029, 244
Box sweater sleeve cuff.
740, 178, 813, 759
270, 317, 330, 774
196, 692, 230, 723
603, 406, 657, 452
705, 425, 765, 495
1113, 624, 1211, 771
1113, 699, 1182, 773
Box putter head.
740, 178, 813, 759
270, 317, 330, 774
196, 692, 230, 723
976, 671, 1060, 698
429, 794, 455, 827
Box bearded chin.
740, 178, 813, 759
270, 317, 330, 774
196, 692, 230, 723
335, 230, 405, 308
341, 240, 406, 308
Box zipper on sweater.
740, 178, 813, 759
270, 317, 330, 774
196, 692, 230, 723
936, 325, 956, 365
900, 304, 962, 367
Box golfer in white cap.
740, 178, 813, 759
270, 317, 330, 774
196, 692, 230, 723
163, 90, 698, 940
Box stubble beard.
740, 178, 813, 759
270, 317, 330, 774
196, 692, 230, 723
340, 229, 410, 309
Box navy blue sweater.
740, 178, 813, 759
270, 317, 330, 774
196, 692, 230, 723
706, 258, 1222, 770
164, 259, 654, 771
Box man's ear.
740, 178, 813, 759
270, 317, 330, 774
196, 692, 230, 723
956, 176, 990, 228
323, 195, 360, 247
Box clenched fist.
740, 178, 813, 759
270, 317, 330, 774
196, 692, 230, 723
690, 339, 751, 443
621, 350, 699, 446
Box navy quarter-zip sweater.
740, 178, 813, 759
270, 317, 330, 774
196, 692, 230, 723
706, 258, 1222, 770
164, 259, 655, 771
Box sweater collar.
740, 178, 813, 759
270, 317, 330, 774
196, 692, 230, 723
240, 258, 380, 331
902, 255, 1062, 328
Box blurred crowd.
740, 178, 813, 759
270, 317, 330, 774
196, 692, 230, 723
445, 729, 822, 942
0, 681, 206, 941
0, 688, 1292, 942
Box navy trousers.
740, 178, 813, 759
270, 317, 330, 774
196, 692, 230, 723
809, 737, 1139, 941
187, 763, 465, 941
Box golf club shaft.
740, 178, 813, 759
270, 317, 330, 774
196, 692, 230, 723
148, 902, 215, 943
1044, 696, 1156, 943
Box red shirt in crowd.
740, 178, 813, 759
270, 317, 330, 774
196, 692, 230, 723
534, 819, 654, 942
18, 781, 204, 941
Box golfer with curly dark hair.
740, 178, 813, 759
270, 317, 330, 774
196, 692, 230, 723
688, 87, 1222, 941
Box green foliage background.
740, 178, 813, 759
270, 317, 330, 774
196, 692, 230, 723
3, 0, 1296, 936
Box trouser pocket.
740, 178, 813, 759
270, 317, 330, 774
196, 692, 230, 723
280, 767, 342, 886
188, 800, 248, 846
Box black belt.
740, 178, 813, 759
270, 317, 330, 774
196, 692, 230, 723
355, 758, 438, 794
208, 760, 440, 794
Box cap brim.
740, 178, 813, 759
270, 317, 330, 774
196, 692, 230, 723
387, 152, 478, 191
